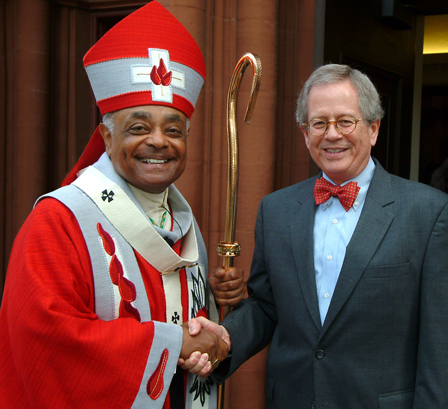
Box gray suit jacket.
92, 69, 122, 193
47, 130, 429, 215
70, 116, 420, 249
218, 160, 448, 408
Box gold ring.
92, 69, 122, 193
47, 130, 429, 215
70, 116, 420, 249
212, 358, 220, 369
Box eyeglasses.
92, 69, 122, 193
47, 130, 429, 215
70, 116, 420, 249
302, 116, 362, 136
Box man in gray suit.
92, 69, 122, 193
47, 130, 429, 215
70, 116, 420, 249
183, 64, 448, 408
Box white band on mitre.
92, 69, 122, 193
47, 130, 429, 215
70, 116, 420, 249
85, 48, 204, 114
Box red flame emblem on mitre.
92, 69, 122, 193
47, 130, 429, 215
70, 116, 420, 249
150, 58, 172, 86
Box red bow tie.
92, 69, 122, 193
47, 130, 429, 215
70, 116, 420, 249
314, 177, 360, 212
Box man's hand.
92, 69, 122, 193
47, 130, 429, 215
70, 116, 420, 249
178, 318, 232, 377
188, 317, 232, 350
209, 266, 247, 306
179, 321, 228, 377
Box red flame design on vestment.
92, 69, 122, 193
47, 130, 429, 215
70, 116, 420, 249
97, 223, 141, 322
120, 300, 141, 322
150, 58, 172, 86
196, 306, 208, 319
147, 349, 169, 400
97, 223, 115, 255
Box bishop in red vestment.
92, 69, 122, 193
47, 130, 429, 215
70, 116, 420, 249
0, 3, 245, 408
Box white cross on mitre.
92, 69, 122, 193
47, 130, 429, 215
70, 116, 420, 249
130, 48, 185, 103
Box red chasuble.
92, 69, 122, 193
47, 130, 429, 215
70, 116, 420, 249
0, 198, 194, 408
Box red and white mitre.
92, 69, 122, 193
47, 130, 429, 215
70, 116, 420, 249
63, 1, 205, 186
84, 0, 205, 118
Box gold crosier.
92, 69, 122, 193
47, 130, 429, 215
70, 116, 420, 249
216, 52, 262, 409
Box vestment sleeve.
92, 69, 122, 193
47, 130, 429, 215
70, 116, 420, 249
0, 199, 181, 409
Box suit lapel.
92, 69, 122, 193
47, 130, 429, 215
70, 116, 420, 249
320, 162, 395, 337
290, 177, 322, 331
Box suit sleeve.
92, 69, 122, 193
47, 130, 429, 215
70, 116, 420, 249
217, 198, 278, 379
0, 199, 181, 409
414, 201, 448, 407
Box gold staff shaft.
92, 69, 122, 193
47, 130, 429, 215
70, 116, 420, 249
216, 52, 262, 409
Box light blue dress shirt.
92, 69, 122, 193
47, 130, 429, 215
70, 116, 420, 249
314, 157, 376, 325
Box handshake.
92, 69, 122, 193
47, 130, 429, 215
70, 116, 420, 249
177, 265, 245, 377
178, 317, 232, 378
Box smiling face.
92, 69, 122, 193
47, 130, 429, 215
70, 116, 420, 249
100, 105, 188, 193
302, 80, 380, 185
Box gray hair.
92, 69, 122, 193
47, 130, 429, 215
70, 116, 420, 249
102, 112, 115, 134
101, 112, 190, 135
296, 64, 385, 126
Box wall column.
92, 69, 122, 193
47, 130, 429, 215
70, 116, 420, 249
1, 0, 51, 295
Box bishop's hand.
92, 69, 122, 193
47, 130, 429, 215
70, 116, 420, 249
209, 266, 247, 306
179, 321, 229, 377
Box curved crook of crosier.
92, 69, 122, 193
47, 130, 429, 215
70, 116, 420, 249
217, 52, 262, 312
216, 52, 262, 409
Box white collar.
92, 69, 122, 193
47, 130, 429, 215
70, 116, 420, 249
127, 184, 169, 214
